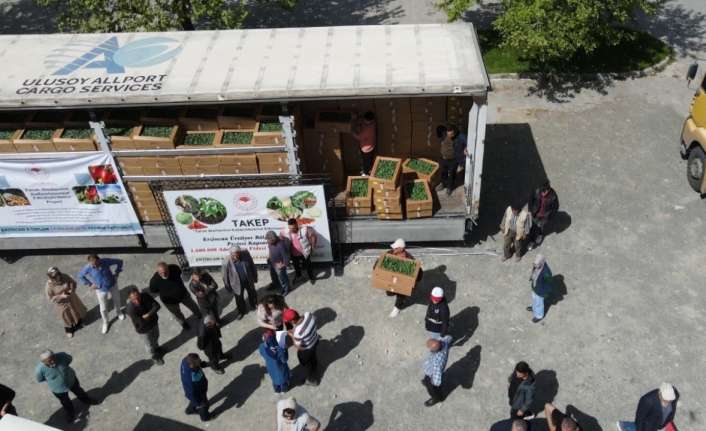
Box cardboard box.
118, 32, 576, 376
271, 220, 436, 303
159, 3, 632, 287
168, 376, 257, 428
64, 110, 103, 127
411, 121, 437, 159
178, 107, 220, 131
104, 124, 137, 150
446, 96, 474, 125
217, 130, 255, 148
370, 156, 402, 190
372, 186, 401, 199
339, 133, 362, 175
105, 109, 142, 124
374, 99, 411, 123
411, 97, 446, 122
217, 105, 259, 130
301, 129, 344, 184
403, 157, 440, 186
132, 124, 181, 149
346, 206, 373, 216
218, 164, 259, 175
125, 181, 151, 194
407, 208, 434, 219
258, 162, 289, 174
219, 154, 258, 167
253, 118, 284, 146
404, 179, 433, 213
345, 176, 373, 209
371, 252, 421, 296
117, 158, 147, 176
178, 155, 221, 175
52, 128, 97, 152
12, 129, 57, 152
376, 212, 404, 221
315, 111, 354, 133
179, 130, 222, 148
257, 152, 288, 165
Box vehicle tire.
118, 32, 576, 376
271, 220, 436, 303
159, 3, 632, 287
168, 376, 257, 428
687, 146, 706, 193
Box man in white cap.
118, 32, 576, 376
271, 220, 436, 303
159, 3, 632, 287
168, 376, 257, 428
425, 287, 450, 339
276, 397, 320, 431
381, 238, 422, 317
618, 383, 680, 431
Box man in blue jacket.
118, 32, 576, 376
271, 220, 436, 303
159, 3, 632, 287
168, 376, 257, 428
180, 353, 211, 422
35, 350, 97, 423
619, 383, 680, 431
78, 254, 125, 334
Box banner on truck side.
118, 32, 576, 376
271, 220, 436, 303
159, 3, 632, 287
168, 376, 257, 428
163, 185, 333, 266
0, 153, 143, 237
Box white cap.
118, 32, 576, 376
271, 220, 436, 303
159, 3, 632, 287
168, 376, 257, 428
431, 287, 444, 299
659, 383, 676, 401
390, 238, 406, 249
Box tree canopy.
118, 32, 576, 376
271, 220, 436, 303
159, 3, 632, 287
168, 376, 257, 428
36, 0, 296, 32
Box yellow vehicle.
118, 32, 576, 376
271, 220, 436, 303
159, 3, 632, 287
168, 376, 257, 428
681, 72, 706, 193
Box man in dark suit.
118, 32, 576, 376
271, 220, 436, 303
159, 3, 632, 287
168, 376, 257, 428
221, 246, 258, 319
618, 383, 679, 431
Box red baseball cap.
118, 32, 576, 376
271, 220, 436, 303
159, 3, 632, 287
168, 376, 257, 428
282, 308, 299, 323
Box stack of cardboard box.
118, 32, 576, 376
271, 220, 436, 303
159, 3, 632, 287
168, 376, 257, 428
124, 181, 163, 222
370, 156, 403, 220
301, 129, 344, 187
404, 179, 434, 219
257, 152, 289, 173
117, 157, 183, 176
218, 154, 258, 174
446, 96, 474, 131
371, 251, 422, 296
411, 97, 446, 160
345, 176, 373, 216
374, 99, 411, 160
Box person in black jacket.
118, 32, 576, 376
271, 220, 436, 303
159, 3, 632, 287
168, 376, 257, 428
189, 269, 221, 323
634, 383, 679, 431
508, 361, 535, 419
425, 287, 450, 338
528, 180, 559, 248
126, 287, 164, 365
197, 315, 227, 374
149, 262, 202, 331
0, 383, 17, 417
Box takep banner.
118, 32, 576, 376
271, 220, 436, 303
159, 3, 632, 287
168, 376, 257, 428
163, 185, 333, 266
0, 153, 142, 237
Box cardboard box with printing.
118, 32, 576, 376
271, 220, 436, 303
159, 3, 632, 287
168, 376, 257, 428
104, 124, 137, 150
339, 99, 375, 115
371, 252, 421, 296
117, 158, 147, 176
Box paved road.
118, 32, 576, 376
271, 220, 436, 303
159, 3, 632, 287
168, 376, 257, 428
1, 1, 706, 430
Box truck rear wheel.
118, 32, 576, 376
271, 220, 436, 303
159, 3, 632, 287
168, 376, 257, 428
687, 146, 706, 193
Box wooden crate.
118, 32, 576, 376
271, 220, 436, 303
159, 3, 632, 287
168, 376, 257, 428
104, 124, 137, 150
217, 105, 259, 130
0, 129, 20, 153
12, 129, 56, 152
371, 252, 421, 296
253, 117, 284, 146
179, 130, 222, 148
132, 124, 181, 149
370, 156, 402, 190
403, 157, 440, 186
404, 179, 433, 213
52, 128, 97, 152
345, 176, 373, 209
217, 130, 255, 148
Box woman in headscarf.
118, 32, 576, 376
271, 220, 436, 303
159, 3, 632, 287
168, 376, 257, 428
276, 397, 320, 431
259, 329, 290, 393
528, 254, 553, 323
256, 294, 288, 331
45, 267, 87, 338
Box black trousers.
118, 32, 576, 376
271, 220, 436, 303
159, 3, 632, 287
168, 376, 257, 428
185, 400, 210, 421
440, 158, 458, 190
422, 375, 444, 401
297, 340, 319, 382
233, 282, 258, 315
53, 378, 91, 419
361, 149, 375, 175
164, 295, 202, 324
292, 255, 314, 279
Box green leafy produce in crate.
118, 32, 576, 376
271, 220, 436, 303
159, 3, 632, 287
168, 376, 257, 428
222, 131, 253, 145
374, 160, 398, 180
183, 132, 215, 145
406, 182, 428, 201
380, 255, 416, 276
259, 121, 282, 132
0, 129, 15, 140
140, 126, 173, 137
61, 128, 92, 139
22, 129, 53, 140
406, 158, 435, 175
104, 126, 133, 137
350, 179, 369, 197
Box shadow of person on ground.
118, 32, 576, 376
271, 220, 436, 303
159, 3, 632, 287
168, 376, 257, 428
92, 359, 153, 401
547, 211, 572, 236
315, 325, 365, 381
545, 275, 567, 317
224, 326, 263, 365
530, 370, 559, 412
325, 400, 374, 431
312, 307, 337, 330
450, 306, 480, 347
489, 418, 550, 431
412, 264, 457, 306
566, 404, 603, 431
133, 413, 205, 430
443, 345, 482, 399
209, 364, 266, 417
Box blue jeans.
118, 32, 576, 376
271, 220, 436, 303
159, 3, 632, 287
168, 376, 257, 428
617, 421, 636, 431
428, 331, 442, 340
270, 265, 289, 295
531, 292, 544, 319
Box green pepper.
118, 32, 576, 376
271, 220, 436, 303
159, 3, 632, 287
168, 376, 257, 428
406, 158, 435, 175
22, 129, 53, 140
380, 255, 416, 276
61, 128, 92, 139
374, 160, 398, 180
406, 182, 428, 201
183, 132, 215, 145
141, 126, 173, 137
350, 179, 369, 197
222, 131, 253, 145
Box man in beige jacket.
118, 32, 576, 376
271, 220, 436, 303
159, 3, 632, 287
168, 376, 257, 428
500, 203, 532, 261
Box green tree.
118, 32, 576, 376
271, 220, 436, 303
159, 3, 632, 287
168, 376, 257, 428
436, 0, 476, 22
36, 0, 296, 32
493, 0, 661, 66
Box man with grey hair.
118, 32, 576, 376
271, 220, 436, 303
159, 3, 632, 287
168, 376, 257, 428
35, 350, 97, 423
221, 245, 258, 319
266, 230, 290, 296
197, 315, 227, 374
512, 419, 528, 431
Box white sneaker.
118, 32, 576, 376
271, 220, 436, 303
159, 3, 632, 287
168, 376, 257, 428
389, 307, 400, 318
118, 313, 125, 321
101, 322, 109, 334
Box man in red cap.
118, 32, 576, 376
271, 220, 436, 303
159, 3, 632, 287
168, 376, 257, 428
425, 287, 450, 339
283, 309, 320, 386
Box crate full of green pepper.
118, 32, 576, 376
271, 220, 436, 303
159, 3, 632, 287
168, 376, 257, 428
372, 252, 421, 296
405, 179, 433, 212
403, 157, 439, 184
345, 176, 372, 209
371, 156, 402, 190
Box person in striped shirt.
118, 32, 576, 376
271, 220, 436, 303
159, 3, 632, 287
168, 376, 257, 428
283, 308, 320, 386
